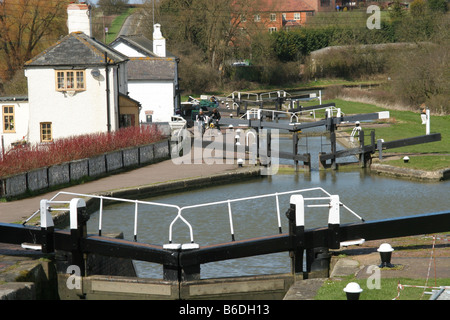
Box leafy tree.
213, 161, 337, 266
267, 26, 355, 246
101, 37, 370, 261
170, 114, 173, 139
388, 0, 405, 21
427, 0, 448, 13
410, 0, 427, 17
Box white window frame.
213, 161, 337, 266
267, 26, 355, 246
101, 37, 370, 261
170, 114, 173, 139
55, 70, 86, 92
40, 122, 53, 142
2, 105, 15, 133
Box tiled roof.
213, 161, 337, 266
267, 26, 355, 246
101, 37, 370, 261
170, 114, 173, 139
25, 32, 128, 68
250, 0, 315, 12
127, 58, 176, 81
0, 96, 28, 102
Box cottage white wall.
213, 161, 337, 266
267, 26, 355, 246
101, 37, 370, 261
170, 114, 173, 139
25, 67, 118, 144
128, 81, 174, 123
0, 101, 29, 151
110, 40, 177, 123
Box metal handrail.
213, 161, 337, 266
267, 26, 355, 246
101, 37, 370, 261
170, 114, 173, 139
29, 187, 364, 247
176, 187, 364, 242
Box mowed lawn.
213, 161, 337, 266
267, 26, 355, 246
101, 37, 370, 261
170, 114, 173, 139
301, 99, 450, 170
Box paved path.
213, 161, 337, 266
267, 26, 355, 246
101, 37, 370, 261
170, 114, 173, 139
0, 158, 243, 224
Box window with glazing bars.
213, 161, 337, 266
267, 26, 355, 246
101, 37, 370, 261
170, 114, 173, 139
56, 70, 85, 91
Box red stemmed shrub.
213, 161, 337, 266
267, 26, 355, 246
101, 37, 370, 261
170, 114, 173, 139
0, 125, 163, 177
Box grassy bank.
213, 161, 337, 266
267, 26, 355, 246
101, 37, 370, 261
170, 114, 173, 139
315, 276, 450, 300
310, 99, 450, 153
104, 8, 136, 44
316, 232, 450, 300
382, 155, 450, 171
299, 98, 449, 171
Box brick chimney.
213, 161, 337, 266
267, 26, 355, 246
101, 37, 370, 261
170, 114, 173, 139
67, 2, 92, 37
153, 24, 166, 57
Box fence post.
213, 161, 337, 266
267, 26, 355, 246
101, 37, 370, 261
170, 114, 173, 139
303, 152, 311, 172
359, 130, 366, 167
328, 195, 340, 249
40, 199, 55, 253
377, 139, 384, 160
328, 116, 337, 170
69, 198, 88, 276
287, 195, 305, 277
293, 132, 299, 172
304, 195, 339, 278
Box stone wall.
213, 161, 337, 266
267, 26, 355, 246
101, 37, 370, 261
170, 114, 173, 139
0, 140, 170, 199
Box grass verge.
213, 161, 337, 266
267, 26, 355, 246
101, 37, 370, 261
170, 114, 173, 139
105, 8, 136, 44
300, 99, 449, 171
315, 276, 450, 300
382, 155, 450, 171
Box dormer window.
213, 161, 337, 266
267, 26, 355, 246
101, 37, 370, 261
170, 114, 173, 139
56, 70, 85, 91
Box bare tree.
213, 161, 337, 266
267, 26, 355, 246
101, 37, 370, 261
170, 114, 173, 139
97, 0, 129, 15
0, 0, 70, 81
154, 0, 256, 69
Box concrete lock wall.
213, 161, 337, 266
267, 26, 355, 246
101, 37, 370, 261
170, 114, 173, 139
57, 273, 295, 300
0, 140, 170, 199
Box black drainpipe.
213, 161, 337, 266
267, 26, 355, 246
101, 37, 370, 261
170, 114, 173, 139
105, 52, 111, 132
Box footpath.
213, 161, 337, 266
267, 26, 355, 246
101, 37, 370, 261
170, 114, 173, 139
0, 158, 252, 224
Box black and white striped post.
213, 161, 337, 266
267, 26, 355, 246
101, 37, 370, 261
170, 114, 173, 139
39, 199, 55, 253
69, 198, 88, 276
328, 195, 341, 249
287, 195, 305, 276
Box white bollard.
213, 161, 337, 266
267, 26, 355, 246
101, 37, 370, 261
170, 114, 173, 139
344, 282, 363, 300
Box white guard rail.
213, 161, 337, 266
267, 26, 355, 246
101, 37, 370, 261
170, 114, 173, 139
28, 188, 364, 250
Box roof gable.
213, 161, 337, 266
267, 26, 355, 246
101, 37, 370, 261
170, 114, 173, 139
110, 35, 177, 59
25, 32, 128, 68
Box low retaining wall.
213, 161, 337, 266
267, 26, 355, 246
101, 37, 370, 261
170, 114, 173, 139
0, 140, 170, 199
370, 163, 450, 181
57, 273, 295, 300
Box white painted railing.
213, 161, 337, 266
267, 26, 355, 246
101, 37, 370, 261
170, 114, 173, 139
30, 187, 364, 250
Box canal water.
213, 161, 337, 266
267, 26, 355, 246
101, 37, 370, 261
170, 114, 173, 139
87, 169, 450, 279
87, 126, 450, 279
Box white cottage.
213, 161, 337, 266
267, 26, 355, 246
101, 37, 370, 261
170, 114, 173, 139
110, 25, 180, 123
1, 3, 178, 152
1, 3, 141, 150
23, 31, 140, 144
